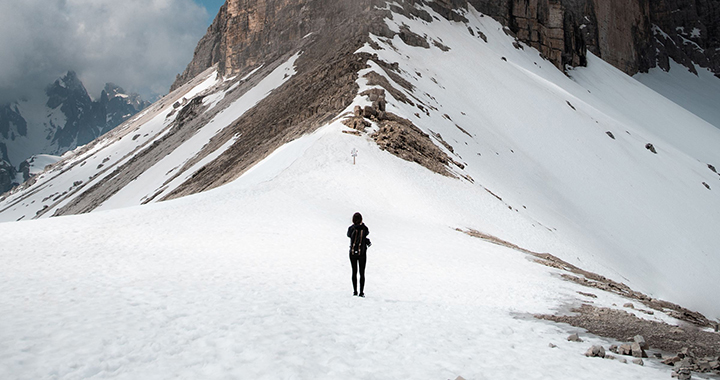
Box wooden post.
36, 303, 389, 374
351, 148, 358, 165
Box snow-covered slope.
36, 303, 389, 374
635, 60, 720, 129
1, 2, 720, 378
0, 116, 706, 380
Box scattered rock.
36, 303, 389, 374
578, 291, 598, 298
619, 343, 633, 356
670, 327, 685, 334
398, 25, 429, 48
624, 303, 635, 309
654, 352, 663, 359
618, 357, 628, 364
708, 164, 717, 173
634, 335, 649, 350
663, 356, 682, 366
548, 343, 557, 348
632, 358, 644, 366
631, 342, 648, 358
606, 131, 615, 139
477, 31, 488, 43
371, 112, 460, 177
586, 345, 606, 358
680, 347, 692, 358
567, 101, 576, 110
605, 354, 616, 360
501, 57, 507, 62
433, 40, 450, 52
645, 143, 657, 154
609, 344, 619, 354
567, 333, 583, 342
672, 368, 692, 379
342, 117, 370, 132
702, 182, 711, 190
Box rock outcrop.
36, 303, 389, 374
0, 160, 16, 193
0, 71, 150, 191
174, 0, 719, 90
461, 0, 720, 75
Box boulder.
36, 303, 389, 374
623, 302, 634, 309
633, 335, 648, 350
567, 333, 583, 342
662, 356, 682, 366
619, 343, 633, 356
645, 143, 657, 154
673, 368, 692, 380
353, 105, 363, 117
609, 344, 619, 354
363, 105, 378, 118
585, 345, 606, 358
631, 342, 647, 358
632, 358, 644, 366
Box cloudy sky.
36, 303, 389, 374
0, 0, 227, 104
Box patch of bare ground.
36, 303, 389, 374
537, 304, 720, 359
457, 228, 720, 365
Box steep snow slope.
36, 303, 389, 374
350, 4, 720, 318
0, 55, 299, 221
635, 60, 720, 129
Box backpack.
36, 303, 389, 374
350, 226, 370, 255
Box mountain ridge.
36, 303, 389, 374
0, 71, 150, 192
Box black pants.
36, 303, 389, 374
349, 254, 367, 294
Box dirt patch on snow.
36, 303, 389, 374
537, 304, 720, 358
457, 228, 713, 328
457, 227, 720, 360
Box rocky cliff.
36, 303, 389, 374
160, 0, 720, 200
0, 72, 150, 193
174, 0, 718, 90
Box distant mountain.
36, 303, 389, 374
0, 71, 149, 192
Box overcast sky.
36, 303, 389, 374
0, 0, 226, 104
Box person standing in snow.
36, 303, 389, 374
347, 212, 370, 297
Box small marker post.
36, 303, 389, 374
351, 148, 358, 165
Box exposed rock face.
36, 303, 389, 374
174, 0, 719, 89
47, 72, 151, 150
0, 72, 149, 179
0, 160, 16, 193
461, 0, 719, 75
651, 0, 720, 75
172, 0, 382, 90
590, 0, 653, 74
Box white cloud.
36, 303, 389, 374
0, 0, 208, 103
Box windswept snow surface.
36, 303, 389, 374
0, 122, 686, 380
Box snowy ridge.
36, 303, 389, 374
0, 53, 300, 220
1, 2, 720, 379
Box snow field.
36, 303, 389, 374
0, 121, 677, 379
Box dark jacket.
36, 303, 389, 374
347, 223, 370, 256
